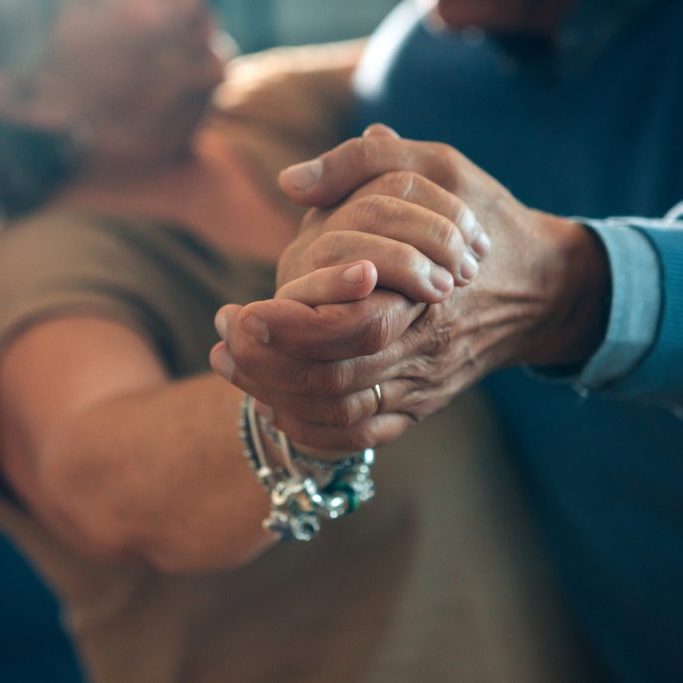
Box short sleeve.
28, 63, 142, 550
0, 214, 170, 355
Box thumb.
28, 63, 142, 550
278, 124, 402, 207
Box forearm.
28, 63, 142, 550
5, 374, 274, 574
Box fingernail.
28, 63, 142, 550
458, 207, 478, 242
459, 252, 480, 282
241, 315, 270, 343
215, 313, 228, 339
283, 159, 323, 192
215, 308, 235, 339
213, 348, 235, 380
430, 265, 455, 293
342, 263, 365, 284
472, 231, 492, 259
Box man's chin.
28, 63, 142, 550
435, 0, 516, 30
435, 0, 568, 34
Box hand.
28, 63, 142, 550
274, 127, 492, 306
212, 130, 610, 451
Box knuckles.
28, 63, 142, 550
333, 136, 384, 173
349, 301, 394, 356
346, 422, 381, 451
354, 135, 389, 170
315, 362, 353, 396
329, 136, 467, 195
309, 230, 349, 268
324, 394, 366, 428
287, 358, 356, 396
375, 170, 418, 200
348, 194, 389, 233
432, 215, 465, 273
426, 142, 464, 190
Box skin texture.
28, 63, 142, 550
0, 7, 485, 571
212, 132, 610, 452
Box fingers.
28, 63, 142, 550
214, 344, 412, 428
279, 132, 468, 208
215, 293, 419, 368
302, 229, 455, 302
227, 290, 423, 361
275, 260, 377, 306
346, 172, 491, 260
326, 184, 490, 282
210, 340, 415, 451
210, 334, 396, 398
362, 123, 401, 139
288, 190, 492, 301
278, 135, 492, 299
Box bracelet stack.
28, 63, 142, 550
239, 395, 376, 542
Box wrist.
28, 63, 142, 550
528, 214, 611, 367
241, 396, 376, 541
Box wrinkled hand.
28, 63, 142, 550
274, 126, 492, 298
212, 127, 609, 451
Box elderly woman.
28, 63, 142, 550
0, 1, 512, 681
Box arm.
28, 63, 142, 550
1, 230, 463, 575
0, 120, 491, 571
0, 317, 275, 574
280, 136, 682, 408
214, 133, 617, 451
0, 253, 385, 573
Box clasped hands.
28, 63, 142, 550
211, 125, 609, 452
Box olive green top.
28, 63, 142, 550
0, 212, 275, 376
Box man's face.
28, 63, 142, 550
435, 0, 575, 33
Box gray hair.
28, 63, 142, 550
0, 0, 77, 222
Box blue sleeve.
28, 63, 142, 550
574, 204, 683, 409
576, 221, 661, 391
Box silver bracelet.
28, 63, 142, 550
239, 396, 375, 542
255, 410, 367, 474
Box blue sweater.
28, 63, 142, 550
354, 2, 683, 681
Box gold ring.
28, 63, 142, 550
371, 384, 383, 415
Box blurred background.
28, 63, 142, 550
0, 1, 401, 681
209, 0, 400, 52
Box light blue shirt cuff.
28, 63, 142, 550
574, 219, 662, 391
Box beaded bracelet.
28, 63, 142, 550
239, 395, 375, 542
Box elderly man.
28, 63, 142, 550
214, 0, 683, 681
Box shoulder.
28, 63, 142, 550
0, 210, 161, 270
0, 210, 201, 286
0, 212, 173, 356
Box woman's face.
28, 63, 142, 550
46, 0, 226, 165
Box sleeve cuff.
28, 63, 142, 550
573, 220, 662, 391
